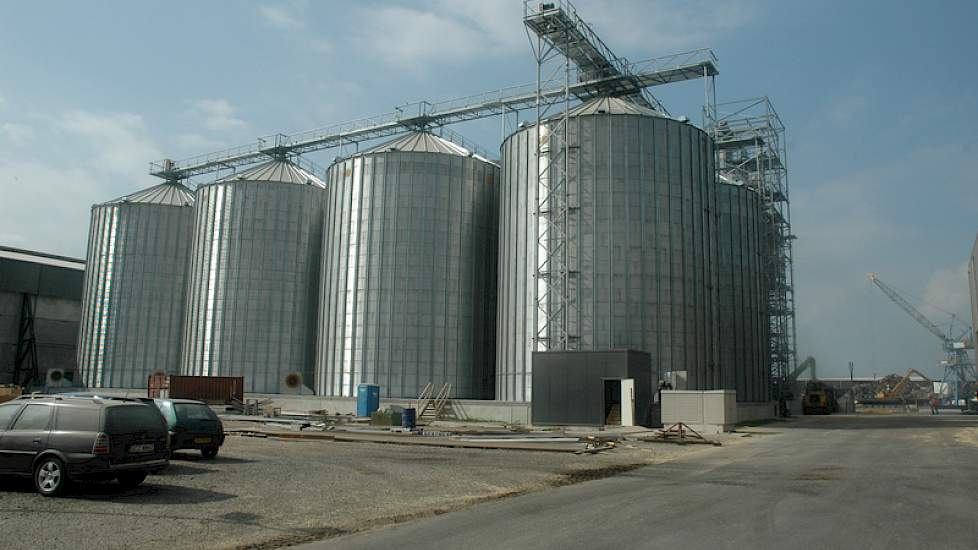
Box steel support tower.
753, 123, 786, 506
13, 293, 39, 388
707, 97, 797, 401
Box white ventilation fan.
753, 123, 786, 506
281, 372, 313, 395
46, 369, 70, 388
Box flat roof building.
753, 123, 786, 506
0, 246, 85, 387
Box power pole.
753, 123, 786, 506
848, 361, 854, 413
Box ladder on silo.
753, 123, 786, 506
417, 383, 453, 424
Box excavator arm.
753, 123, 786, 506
883, 369, 934, 398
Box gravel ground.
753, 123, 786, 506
0, 428, 725, 550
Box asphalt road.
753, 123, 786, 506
307, 414, 978, 550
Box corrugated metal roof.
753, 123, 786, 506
361, 132, 477, 157
566, 96, 660, 117
0, 246, 85, 270
218, 159, 326, 188
103, 182, 195, 207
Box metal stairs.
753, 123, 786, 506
416, 382, 453, 424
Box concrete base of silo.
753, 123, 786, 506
82, 388, 533, 425
736, 401, 779, 423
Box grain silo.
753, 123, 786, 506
77, 182, 194, 388
716, 182, 768, 402
316, 131, 498, 399
181, 160, 325, 394
496, 97, 719, 401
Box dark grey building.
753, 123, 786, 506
0, 246, 85, 387
531, 350, 655, 426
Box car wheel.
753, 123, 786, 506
34, 457, 67, 497
201, 446, 219, 459
117, 472, 147, 488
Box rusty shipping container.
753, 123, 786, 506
148, 374, 244, 404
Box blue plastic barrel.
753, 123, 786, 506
402, 407, 417, 430
357, 384, 380, 417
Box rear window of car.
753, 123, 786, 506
0, 404, 21, 430
104, 405, 165, 434
11, 404, 53, 431
56, 406, 100, 432
174, 404, 218, 421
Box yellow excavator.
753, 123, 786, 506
875, 369, 933, 399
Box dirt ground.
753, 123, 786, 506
0, 427, 724, 550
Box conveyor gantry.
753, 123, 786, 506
149, 48, 717, 183
150, 0, 718, 184
523, 0, 661, 110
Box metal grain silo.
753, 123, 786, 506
77, 182, 195, 388
497, 97, 719, 401
316, 132, 498, 399
716, 182, 768, 402
181, 160, 325, 394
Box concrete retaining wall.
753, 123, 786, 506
86, 388, 533, 425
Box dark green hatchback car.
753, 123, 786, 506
153, 399, 225, 459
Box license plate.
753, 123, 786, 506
194, 437, 212, 444
129, 443, 154, 454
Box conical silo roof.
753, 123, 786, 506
103, 181, 195, 207
219, 159, 326, 188
361, 131, 476, 157
566, 96, 660, 117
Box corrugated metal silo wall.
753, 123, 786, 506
181, 181, 324, 393
497, 114, 719, 402
77, 203, 193, 388
316, 152, 499, 399
716, 183, 769, 402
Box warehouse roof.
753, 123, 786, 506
0, 246, 85, 271
103, 182, 194, 207
218, 159, 326, 188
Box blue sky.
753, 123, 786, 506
1, 0, 976, 379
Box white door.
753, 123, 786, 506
620, 379, 635, 427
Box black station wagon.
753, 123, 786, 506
0, 395, 169, 496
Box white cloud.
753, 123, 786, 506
359, 2, 521, 66
0, 159, 109, 256
584, 0, 759, 55
173, 133, 226, 153
355, 0, 755, 69
0, 108, 166, 256
309, 38, 333, 54
60, 110, 162, 176
259, 1, 306, 30
192, 99, 247, 132
0, 122, 33, 146
922, 261, 972, 325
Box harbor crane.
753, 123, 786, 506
867, 272, 976, 403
